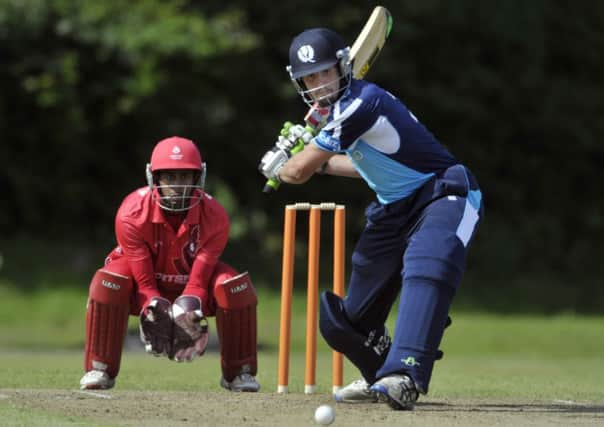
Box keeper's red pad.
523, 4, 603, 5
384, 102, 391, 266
213, 270, 257, 381
84, 269, 132, 378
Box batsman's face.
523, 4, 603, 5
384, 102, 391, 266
156, 170, 197, 209
302, 66, 340, 105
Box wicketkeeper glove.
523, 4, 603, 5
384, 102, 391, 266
170, 295, 209, 362
139, 297, 173, 357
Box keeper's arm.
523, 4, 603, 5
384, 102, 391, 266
116, 220, 161, 307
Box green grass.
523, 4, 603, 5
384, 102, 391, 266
1, 349, 603, 401
0, 286, 603, 402
0, 285, 87, 349
0, 402, 109, 427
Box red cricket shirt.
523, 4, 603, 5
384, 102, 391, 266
105, 186, 229, 313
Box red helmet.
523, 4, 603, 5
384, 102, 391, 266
149, 136, 203, 172
146, 136, 206, 212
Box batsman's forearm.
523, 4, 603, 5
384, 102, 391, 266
278, 160, 313, 184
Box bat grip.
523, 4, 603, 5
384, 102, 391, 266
263, 178, 280, 193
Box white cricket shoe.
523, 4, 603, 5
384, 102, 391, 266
79, 370, 115, 390
370, 374, 418, 410
333, 378, 377, 403
220, 373, 260, 392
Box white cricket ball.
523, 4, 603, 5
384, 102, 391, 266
314, 404, 335, 425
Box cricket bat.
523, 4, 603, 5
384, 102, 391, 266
349, 5, 393, 80
263, 6, 393, 193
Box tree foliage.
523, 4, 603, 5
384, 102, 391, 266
1, 0, 603, 309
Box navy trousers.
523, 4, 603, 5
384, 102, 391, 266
323, 164, 483, 393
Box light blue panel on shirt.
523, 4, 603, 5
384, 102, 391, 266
346, 140, 434, 204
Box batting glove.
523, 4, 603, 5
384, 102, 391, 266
258, 121, 315, 180
281, 121, 315, 146
258, 146, 289, 180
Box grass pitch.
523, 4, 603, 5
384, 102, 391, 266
1, 287, 603, 425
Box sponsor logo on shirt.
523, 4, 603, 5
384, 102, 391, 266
316, 133, 341, 151
155, 273, 189, 285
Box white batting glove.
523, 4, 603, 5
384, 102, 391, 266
258, 146, 289, 180
287, 124, 314, 145
258, 121, 316, 181
276, 135, 297, 151
280, 122, 315, 146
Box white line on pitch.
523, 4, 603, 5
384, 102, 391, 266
78, 390, 113, 399
553, 399, 577, 405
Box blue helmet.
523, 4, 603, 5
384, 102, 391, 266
286, 28, 352, 107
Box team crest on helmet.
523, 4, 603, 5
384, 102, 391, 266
170, 145, 183, 160
297, 45, 316, 63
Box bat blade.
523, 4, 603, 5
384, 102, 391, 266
349, 6, 393, 79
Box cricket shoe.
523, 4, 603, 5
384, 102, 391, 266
79, 370, 115, 390
220, 373, 260, 392
370, 374, 418, 410
333, 378, 377, 403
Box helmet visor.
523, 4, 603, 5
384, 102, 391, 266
297, 72, 349, 108
153, 185, 203, 212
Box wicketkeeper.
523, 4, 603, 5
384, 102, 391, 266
80, 136, 259, 392
259, 28, 484, 409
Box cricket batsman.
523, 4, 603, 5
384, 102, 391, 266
80, 136, 259, 392
259, 28, 483, 409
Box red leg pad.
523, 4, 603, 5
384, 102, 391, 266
84, 269, 132, 379
213, 269, 257, 381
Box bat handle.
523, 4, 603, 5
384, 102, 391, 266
263, 178, 280, 193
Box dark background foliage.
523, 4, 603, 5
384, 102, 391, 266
1, 0, 602, 312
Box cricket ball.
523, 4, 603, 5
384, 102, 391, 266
314, 404, 335, 425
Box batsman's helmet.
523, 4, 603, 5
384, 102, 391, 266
286, 28, 352, 107
145, 136, 207, 211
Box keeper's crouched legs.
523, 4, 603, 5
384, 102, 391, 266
81, 265, 133, 389
211, 263, 259, 391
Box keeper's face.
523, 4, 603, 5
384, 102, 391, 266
156, 170, 197, 210
301, 66, 341, 104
